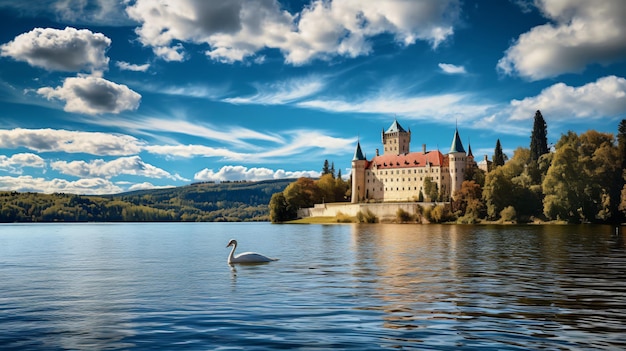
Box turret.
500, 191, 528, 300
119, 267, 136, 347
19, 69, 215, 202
448, 128, 466, 198
351, 140, 367, 203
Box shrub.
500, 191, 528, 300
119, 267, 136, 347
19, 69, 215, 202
335, 211, 354, 223
500, 206, 517, 222
356, 209, 378, 223
396, 208, 413, 223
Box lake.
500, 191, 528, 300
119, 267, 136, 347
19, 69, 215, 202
0, 223, 624, 350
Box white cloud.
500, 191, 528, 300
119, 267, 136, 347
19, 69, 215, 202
438, 63, 466, 74
0, 27, 111, 73
224, 76, 325, 105
0, 153, 45, 174
0, 128, 143, 156
50, 156, 185, 181
194, 165, 319, 182
37, 76, 141, 115
498, 0, 626, 80
115, 61, 150, 72
128, 182, 176, 191
126, 0, 461, 65
508, 75, 626, 121
0, 175, 123, 195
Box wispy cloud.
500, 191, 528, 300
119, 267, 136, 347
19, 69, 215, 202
223, 76, 326, 105
298, 92, 493, 125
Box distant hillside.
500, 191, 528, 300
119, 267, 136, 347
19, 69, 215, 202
0, 179, 294, 222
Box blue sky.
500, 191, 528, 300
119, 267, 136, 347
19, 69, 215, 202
0, 0, 625, 195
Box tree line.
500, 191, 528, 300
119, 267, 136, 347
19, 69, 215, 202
0, 179, 293, 222
455, 111, 625, 224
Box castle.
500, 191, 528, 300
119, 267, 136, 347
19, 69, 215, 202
351, 119, 474, 203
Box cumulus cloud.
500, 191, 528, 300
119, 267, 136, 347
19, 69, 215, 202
0, 27, 111, 73
0, 153, 45, 174
498, 0, 626, 80
0, 175, 123, 194
126, 0, 460, 64
194, 165, 319, 182
37, 76, 141, 115
438, 63, 466, 74
115, 61, 150, 72
0, 128, 143, 155
128, 182, 176, 191
50, 156, 186, 181
508, 75, 626, 121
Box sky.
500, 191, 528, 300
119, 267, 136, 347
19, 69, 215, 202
0, 0, 625, 195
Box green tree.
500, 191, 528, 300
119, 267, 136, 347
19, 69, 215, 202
530, 110, 549, 162
269, 192, 294, 222
423, 177, 438, 202
283, 177, 322, 212
322, 160, 331, 176
543, 131, 620, 222
482, 167, 514, 219
493, 139, 505, 168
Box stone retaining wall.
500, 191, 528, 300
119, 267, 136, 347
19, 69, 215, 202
298, 202, 440, 221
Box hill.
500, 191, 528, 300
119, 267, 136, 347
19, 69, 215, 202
0, 179, 294, 222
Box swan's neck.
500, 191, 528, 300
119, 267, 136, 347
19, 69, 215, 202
228, 242, 237, 263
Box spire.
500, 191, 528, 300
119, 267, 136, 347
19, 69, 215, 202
449, 128, 466, 154
353, 140, 366, 161
467, 137, 474, 157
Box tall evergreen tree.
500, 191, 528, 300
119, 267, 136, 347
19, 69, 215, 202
493, 139, 505, 167
322, 160, 331, 175
529, 110, 549, 162
330, 162, 336, 178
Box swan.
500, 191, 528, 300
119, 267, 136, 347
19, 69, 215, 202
226, 239, 278, 264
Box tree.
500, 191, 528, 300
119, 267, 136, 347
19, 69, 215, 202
493, 139, 505, 168
482, 167, 514, 219
423, 177, 439, 202
322, 160, 331, 176
542, 131, 620, 223
269, 192, 294, 222
618, 120, 626, 221
530, 110, 549, 162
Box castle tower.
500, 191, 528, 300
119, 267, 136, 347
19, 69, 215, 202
382, 119, 411, 155
448, 127, 466, 198
351, 140, 367, 203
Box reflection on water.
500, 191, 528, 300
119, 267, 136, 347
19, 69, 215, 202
350, 224, 626, 349
0, 223, 625, 350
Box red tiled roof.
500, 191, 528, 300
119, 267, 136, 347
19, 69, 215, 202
367, 151, 448, 169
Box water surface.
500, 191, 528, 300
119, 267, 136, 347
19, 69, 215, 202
1, 223, 624, 350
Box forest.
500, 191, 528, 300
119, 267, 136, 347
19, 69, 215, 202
270, 112, 626, 225
0, 179, 292, 222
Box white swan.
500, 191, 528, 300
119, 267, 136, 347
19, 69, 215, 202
226, 239, 278, 264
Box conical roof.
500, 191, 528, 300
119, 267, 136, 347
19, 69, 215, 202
449, 128, 466, 154
353, 140, 366, 161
